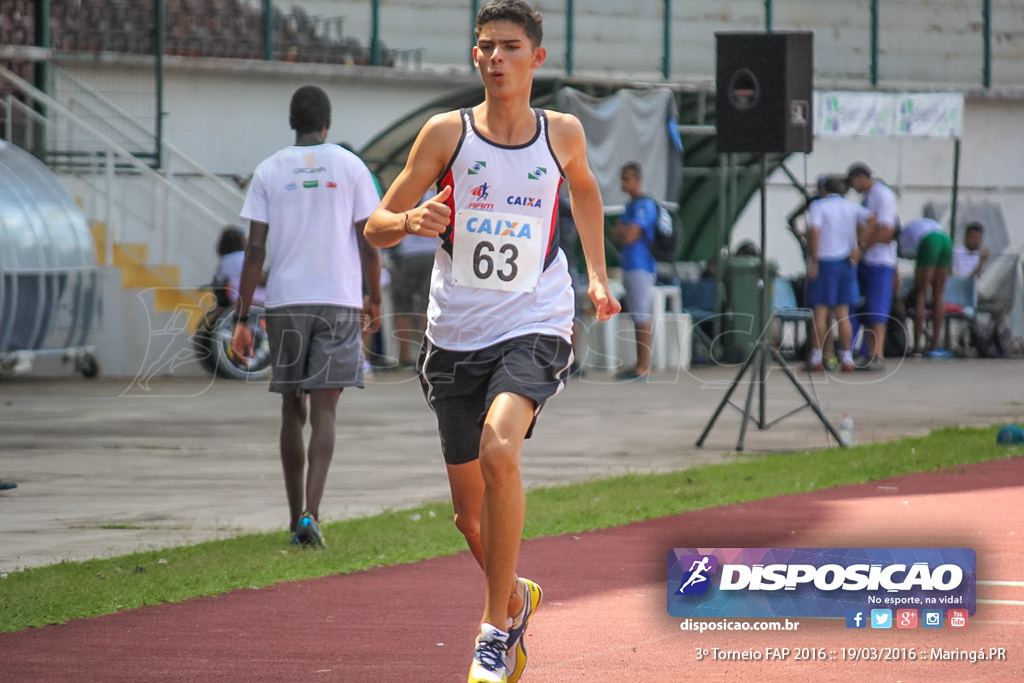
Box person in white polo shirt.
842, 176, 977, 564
847, 162, 899, 367
806, 175, 875, 372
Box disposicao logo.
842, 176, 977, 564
676, 555, 718, 595
667, 548, 976, 619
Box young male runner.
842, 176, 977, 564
365, 3, 619, 680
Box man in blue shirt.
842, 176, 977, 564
611, 161, 658, 380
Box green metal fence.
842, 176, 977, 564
6, 1, 1014, 89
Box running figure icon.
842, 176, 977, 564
677, 556, 718, 595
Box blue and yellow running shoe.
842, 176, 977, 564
505, 578, 543, 683
468, 623, 509, 683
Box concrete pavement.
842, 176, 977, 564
2, 357, 1022, 572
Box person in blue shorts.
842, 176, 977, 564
848, 163, 899, 368
805, 175, 874, 372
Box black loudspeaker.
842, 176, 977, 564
715, 31, 814, 154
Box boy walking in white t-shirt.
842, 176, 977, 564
232, 85, 383, 548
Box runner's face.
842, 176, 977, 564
473, 21, 545, 94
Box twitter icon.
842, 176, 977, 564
870, 609, 893, 629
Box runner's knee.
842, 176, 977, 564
478, 438, 521, 484
453, 510, 481, 541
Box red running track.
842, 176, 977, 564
3, 458, 1023, 682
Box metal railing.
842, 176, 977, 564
1, 64, 243, 286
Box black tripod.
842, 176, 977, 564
696, 154, 843, 451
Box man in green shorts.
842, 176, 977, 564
898, 217, 954, 357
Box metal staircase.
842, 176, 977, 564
0, 64, 244, 293
1, 63, 251, 376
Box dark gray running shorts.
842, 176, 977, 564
418, 334, 573, 465
264, 305, 365, 393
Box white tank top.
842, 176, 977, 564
425, 109, 575, 351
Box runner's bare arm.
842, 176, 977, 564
806, 224, 820, 279
365, 113, 461, 248
547, 111, 621, 321
356, 218, 382, 333
231, 220, 269, 359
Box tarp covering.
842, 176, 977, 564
557, 87, 682, 206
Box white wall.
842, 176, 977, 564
59, 58, 476, 177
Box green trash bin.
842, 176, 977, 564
723, 255, 778, 361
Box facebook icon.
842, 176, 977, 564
845, 609, 867, 629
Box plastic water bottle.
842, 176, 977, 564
839, 414, 854, 447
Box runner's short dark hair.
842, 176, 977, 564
475, 0, 543, 48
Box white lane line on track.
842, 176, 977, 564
977, 580, 1024, 587
977, 599, 1024, 606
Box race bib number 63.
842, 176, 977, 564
451, 209, 543, 293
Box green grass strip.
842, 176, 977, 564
1, 425, 1019, 633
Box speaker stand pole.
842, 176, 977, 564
696, 154, 844, 451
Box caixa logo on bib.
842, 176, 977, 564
667, 548, 976, 619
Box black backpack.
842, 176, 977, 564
644, 196, 680, 262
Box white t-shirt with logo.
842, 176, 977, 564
808, 194, 870, 261
861, 181, 899, 267
240, 143, 380, 309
